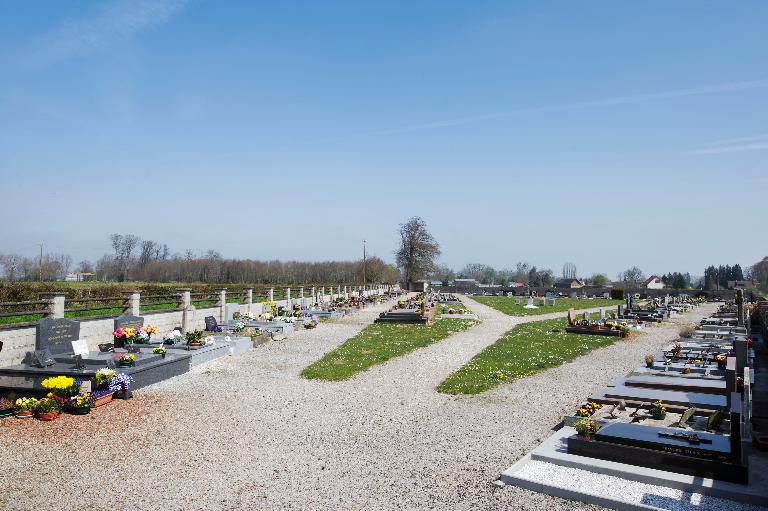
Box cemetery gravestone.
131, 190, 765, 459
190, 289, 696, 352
204, 316, 218, 331
114, 315, 144, 331
226, 303, 241, 322
603, 292, 610, 299
36, 317, 81, 356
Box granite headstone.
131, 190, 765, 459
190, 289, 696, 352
36, 317, 81, 355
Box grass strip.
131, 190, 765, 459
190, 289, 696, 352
437, 317, 621, 395
302, 318, 477, 381
470, 296, 623, 316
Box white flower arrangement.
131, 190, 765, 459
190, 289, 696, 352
240, 311, 255, 320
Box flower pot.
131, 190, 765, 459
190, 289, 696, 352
69, 406, 91, 415
652, 413, 666, 420
15, 410, 34, 419
576, 434, 594, 441
37, 411, 60, 421
93, 392, 114, 408
0, 408, 15, 418
118, 361, 135, 368
188, 342, 202, 348
646, 362, 654, 368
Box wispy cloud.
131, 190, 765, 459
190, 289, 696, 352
28, 0, 189, 65
706, 133, 768, 146
351, 79, 768, 138
689, 142, 768, 155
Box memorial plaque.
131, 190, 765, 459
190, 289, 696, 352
225, 303, 240, 321
204, 316, 218, 331
37, 317, 81, 355
71, 340, 89, 358
98, 343, 114, 353
114, 315, 144, 330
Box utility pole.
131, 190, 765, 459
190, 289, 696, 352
362, 239, 367, 286
38, 243, 43, 281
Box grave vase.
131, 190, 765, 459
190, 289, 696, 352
15, 410, 34, 419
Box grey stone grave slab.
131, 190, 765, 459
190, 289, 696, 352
226, 303, 240, 321
599, 385, 727, 409
623, 375, 726, 394
114, 314, 144, 330
36, 317, 80, 356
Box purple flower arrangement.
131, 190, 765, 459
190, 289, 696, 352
108, 373, 135, 393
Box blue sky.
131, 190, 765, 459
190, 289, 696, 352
1, 1, 766, 278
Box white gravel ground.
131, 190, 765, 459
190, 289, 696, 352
0, 299, 719, 510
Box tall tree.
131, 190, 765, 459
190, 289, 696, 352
395, 217, 441, 284
618, 266, 644, 287
562, 262, 577, 279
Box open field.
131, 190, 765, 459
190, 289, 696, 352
436, 317, 621, 395
470, 296, 623, 316
301, 317, 477, 381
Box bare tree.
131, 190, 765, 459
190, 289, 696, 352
618, 266, 644, 287
395, 217, 441, 284
562, 262, 577, 279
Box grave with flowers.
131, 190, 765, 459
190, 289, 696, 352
0, 317, 192, 395
501, 301, 756, 505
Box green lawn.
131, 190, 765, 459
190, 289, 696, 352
437, 317, 621, 395
470, 296, 622, 316
301, 317, 477, 381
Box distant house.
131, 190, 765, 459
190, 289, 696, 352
429, 280, 443, 287
727, 280, 748, 290
642, 275, 665, 289
507, 282, 525, 288
555, 278, 585, 289
65, 272, 95, 282
454, 278, 478, 288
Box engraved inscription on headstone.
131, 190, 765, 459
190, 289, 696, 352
114, 315, 144, 331
37, 317, 81, 356
204, 316, 218, 331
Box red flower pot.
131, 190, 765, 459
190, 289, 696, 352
37, 411, 60, 421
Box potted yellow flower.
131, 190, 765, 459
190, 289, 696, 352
14, 397, 38, 419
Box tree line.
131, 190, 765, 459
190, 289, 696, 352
0, 233, 400, 285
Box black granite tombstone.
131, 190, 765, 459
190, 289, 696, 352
113, 315, 145, 347
568, 422, 747, 484
204, 316, 218, 331
114, 314, 144, 331
36, 317, 80, 356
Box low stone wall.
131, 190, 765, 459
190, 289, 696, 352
0, 287, 391, 367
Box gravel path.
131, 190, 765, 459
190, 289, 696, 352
0, 299, 718, 511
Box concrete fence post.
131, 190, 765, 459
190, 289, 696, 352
122, 290, 141, 316
311, 286, 316, 305
214, 288, 227, 323
244, 288, 253, 313
299, 287, 304, 299
40, 293, 66, 319
177, 288, 193, 333
268, 288, 274, 302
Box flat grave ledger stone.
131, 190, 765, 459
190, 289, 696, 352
114, 315, 145, 331
567, 422, 747, 484
600, 385, 727, 409
36, 317, 81, 356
